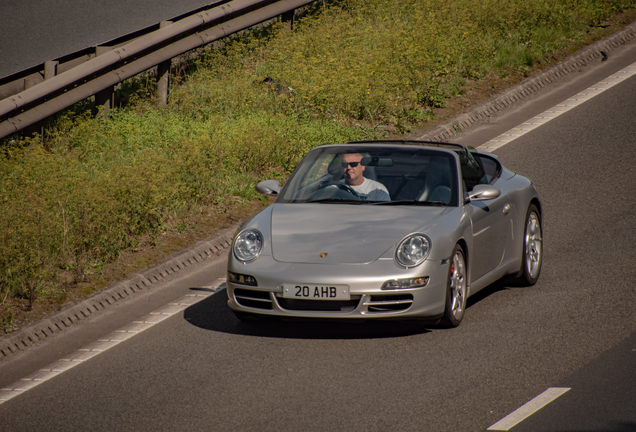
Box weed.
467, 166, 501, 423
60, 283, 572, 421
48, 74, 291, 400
1, 312, 17, 334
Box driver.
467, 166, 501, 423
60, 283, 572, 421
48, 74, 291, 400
341, 153, 390, 201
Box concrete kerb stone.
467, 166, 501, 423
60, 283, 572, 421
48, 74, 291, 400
418, 20, 636, 142
0, 225, 237, 358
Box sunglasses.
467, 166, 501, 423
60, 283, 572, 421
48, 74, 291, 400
341, 161, 361, 168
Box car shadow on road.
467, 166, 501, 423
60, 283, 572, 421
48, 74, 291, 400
183, 288, 432, 340
466, 276, 532, 309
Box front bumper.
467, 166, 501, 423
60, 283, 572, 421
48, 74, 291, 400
226, 256, 449, 320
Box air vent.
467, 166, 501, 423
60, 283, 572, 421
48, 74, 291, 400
277, 297, 361, 312
366, 294, 413, 312
234, 288, 273, 310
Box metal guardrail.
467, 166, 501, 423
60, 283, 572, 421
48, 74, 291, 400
0, 1, 232, 94
0, 0, 314, 140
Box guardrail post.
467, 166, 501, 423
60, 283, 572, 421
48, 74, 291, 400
21, 61, 61, 140
22, 75, 42, 140
44, 61, 59, 80
94, 47, 115, 118
40, 61, 60, 141
282, 9, 295, 30
157, 21, 173, 107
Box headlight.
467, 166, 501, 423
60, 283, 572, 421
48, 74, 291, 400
395, 234, 431, 268
233, 229, 263, 262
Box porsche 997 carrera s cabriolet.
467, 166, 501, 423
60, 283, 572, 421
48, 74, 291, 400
227, 140, 542, 327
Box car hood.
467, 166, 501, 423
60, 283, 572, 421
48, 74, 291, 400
270, 204, 449, 264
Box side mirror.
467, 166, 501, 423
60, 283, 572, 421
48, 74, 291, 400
468, 184, 500, 201
255, 180, 282, 197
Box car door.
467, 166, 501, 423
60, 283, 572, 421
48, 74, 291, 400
468, 192, 511, 282
458, 149, 511, 282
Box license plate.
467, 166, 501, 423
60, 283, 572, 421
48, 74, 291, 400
283, 283, 350, 300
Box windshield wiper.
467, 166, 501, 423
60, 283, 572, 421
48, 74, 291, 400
304, 198, 366, 204
374, 200, 447, 206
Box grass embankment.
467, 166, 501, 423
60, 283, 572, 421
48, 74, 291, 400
1, 0, 635, 333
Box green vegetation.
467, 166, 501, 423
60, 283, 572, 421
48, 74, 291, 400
1, 0, 634, 331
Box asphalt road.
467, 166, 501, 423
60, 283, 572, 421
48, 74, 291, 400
511, 332, 636, 432
455, 42, 636, 432
0, 0, 219, 79
1, 29, 635, 432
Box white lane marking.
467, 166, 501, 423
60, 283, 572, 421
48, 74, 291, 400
487, 387, 571, 431
478, 62, 636, 152
0, 279, 226, 405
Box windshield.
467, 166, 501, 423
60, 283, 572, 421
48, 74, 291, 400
278, 145, 460, 206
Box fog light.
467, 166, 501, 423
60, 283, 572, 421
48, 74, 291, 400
381, 277, 429, 290
228, 272, 258, 286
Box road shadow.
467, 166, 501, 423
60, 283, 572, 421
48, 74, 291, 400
466, 279, 508, 308
183, 288, 432, 340
466, 276, 533, 309
556, 422, 636, 432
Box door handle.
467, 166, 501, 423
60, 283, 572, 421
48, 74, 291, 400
503, 204, 511, 215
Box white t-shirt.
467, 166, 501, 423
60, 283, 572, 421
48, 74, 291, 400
344, 178, 390, 201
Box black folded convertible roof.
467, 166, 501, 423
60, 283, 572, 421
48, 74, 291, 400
345, 140, 466, 151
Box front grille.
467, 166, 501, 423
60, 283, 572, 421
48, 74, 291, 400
277, 297, 361, 312
365, 294, 413, 312
234, 288, 273, 310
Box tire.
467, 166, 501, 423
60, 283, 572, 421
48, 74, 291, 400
518, 204, 543, 286
440, 245, 468, 328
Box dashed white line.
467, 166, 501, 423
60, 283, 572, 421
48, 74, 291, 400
478, 62, 636, 152
0, 279, 226, 405
487, 387, 571, 431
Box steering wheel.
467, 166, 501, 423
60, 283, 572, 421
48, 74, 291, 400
318, 181, 361, 197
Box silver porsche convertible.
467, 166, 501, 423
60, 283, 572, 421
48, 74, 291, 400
226, 141, 542, 327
